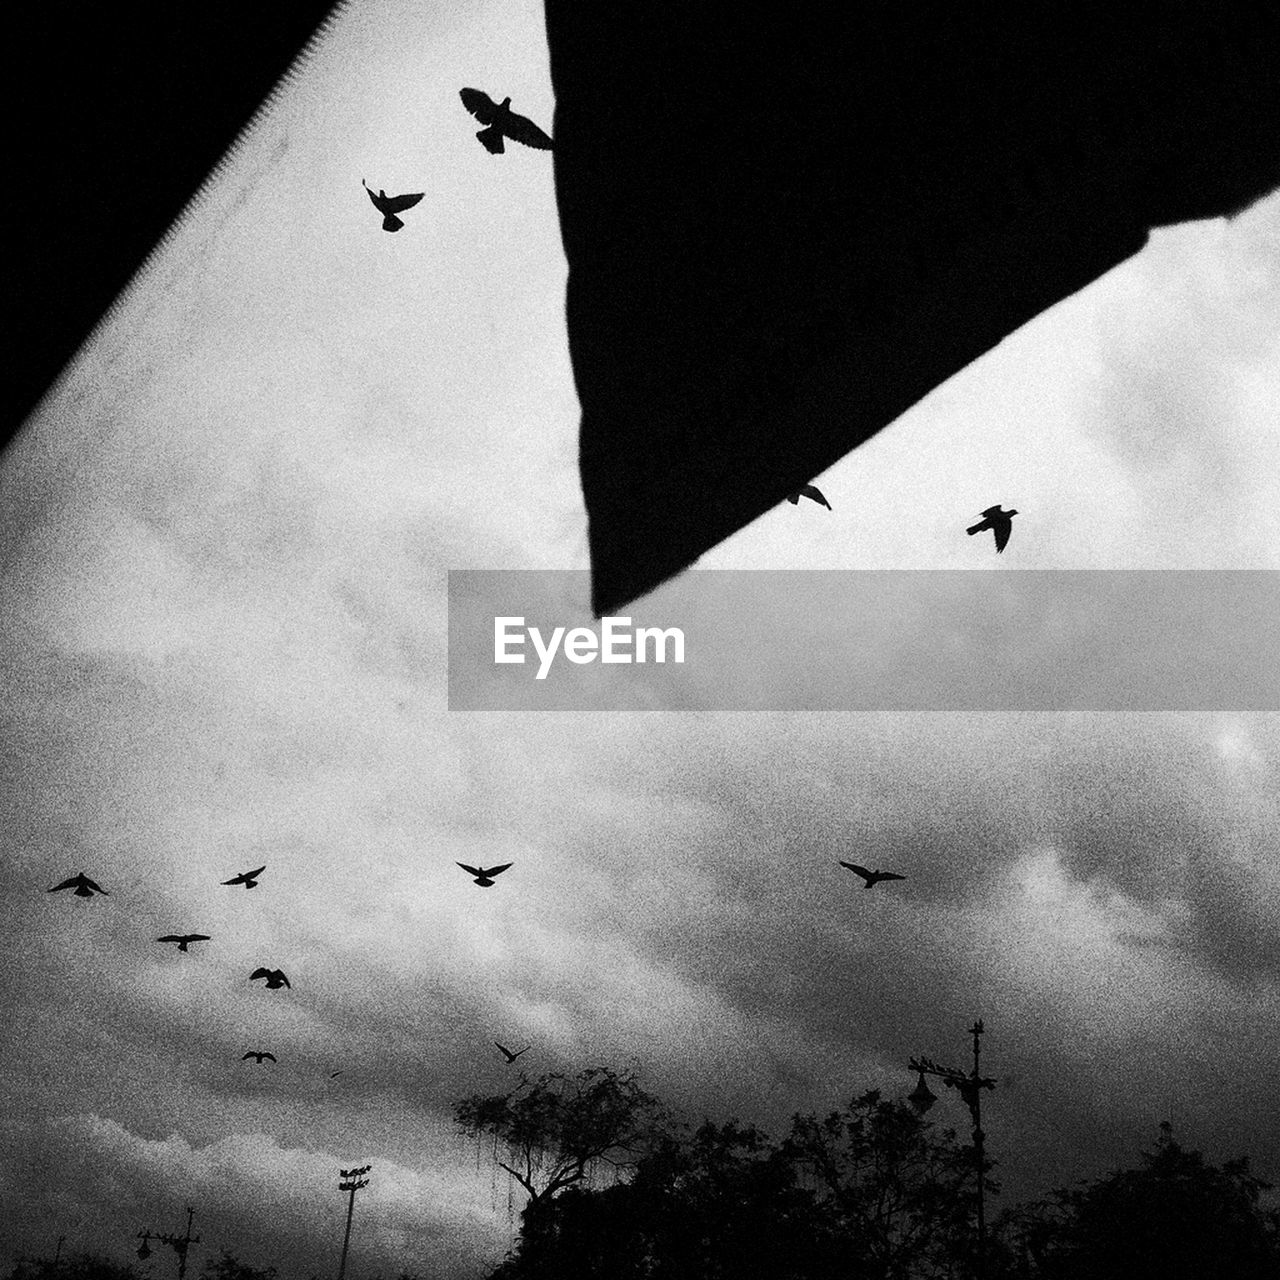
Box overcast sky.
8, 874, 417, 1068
3, 1, 1280, 1277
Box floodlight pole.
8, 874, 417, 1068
336, 1165, 371, 1280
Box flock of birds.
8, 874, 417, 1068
46, 863, 534, 1071
362, 89, 553, 231
40, 76, 1007, 1111
46, 853, 907, 1069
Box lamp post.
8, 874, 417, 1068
909, 1020, 997, 1280
336, 1164, 371, 1280
136, 1207, 201, 1280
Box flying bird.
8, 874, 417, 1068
840, 862, 908, 889
459, 88, 553, 154
249, 968, 290, 989
966, 504, 1018, 553
157, 934, 211, 953
48, 872, 108, 898
457, 862, 512, 888
786, 484, 831, 510
242, 1051, 277, 1064
222, 866, 266, 889
495, 1041, 530, 1064
362, 179, 423, 232
329, 1071, 343, 1079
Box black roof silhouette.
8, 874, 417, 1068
542, 3, 1280, 614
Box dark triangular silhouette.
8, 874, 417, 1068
543, 4, 1280, 614
3, 1, 337, 441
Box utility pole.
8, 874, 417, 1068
336, 1164, 371, 1280
136, 1206, 201, 1280
909, 1019, 997, 1280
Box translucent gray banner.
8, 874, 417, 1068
446, 570, 1280, 711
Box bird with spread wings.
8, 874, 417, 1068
840, 862, 908, 889
495, 1041, 530, 1064
242, 1051, 277, 1064
362, 179, 424, 232
966, 504, 1018, 553
157, 934, 211, 952
457, 862, 512, 887
249, 967, 290, 989
459, 89, 553, 154
222, 865, 266, 889
786, 484, 831, 510
48, 872, 108, 898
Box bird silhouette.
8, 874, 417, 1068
840, 862, 908, 888
48, 872, 108, 898
786, 484, 832, 510
457, 862, 512, 887
242, 1051, 277, 1064
459, 89, 553, 154
966, 504, 1018, 553
222, 866, 266, 889
495, 1041, 530, 1064
329, 1071, 343, 1078
157, 934, 211, 953
249, 967, 290, 989
362, 179, 423, 232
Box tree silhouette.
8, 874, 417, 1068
782, 1090, 989, 1279
455, 1066, 666, 1212
199, 1254, 277, 1280
474, 1084, 994, 1279
490, 1120, 831, 1279
996, 1122, 1280, 1279
5, 1255, 142, 1280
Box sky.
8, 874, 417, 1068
3, 1, 1280, 1277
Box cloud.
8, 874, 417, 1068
1082, 200, 1280, 562
0, 1116, 507, 1280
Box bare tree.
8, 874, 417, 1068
455, 1066, 667, 1211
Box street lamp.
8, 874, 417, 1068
909, 1020, 997, 1280
134, 1208, 200, 1280
336, 1164, 371, 1280
908, 1072, 939, 1113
